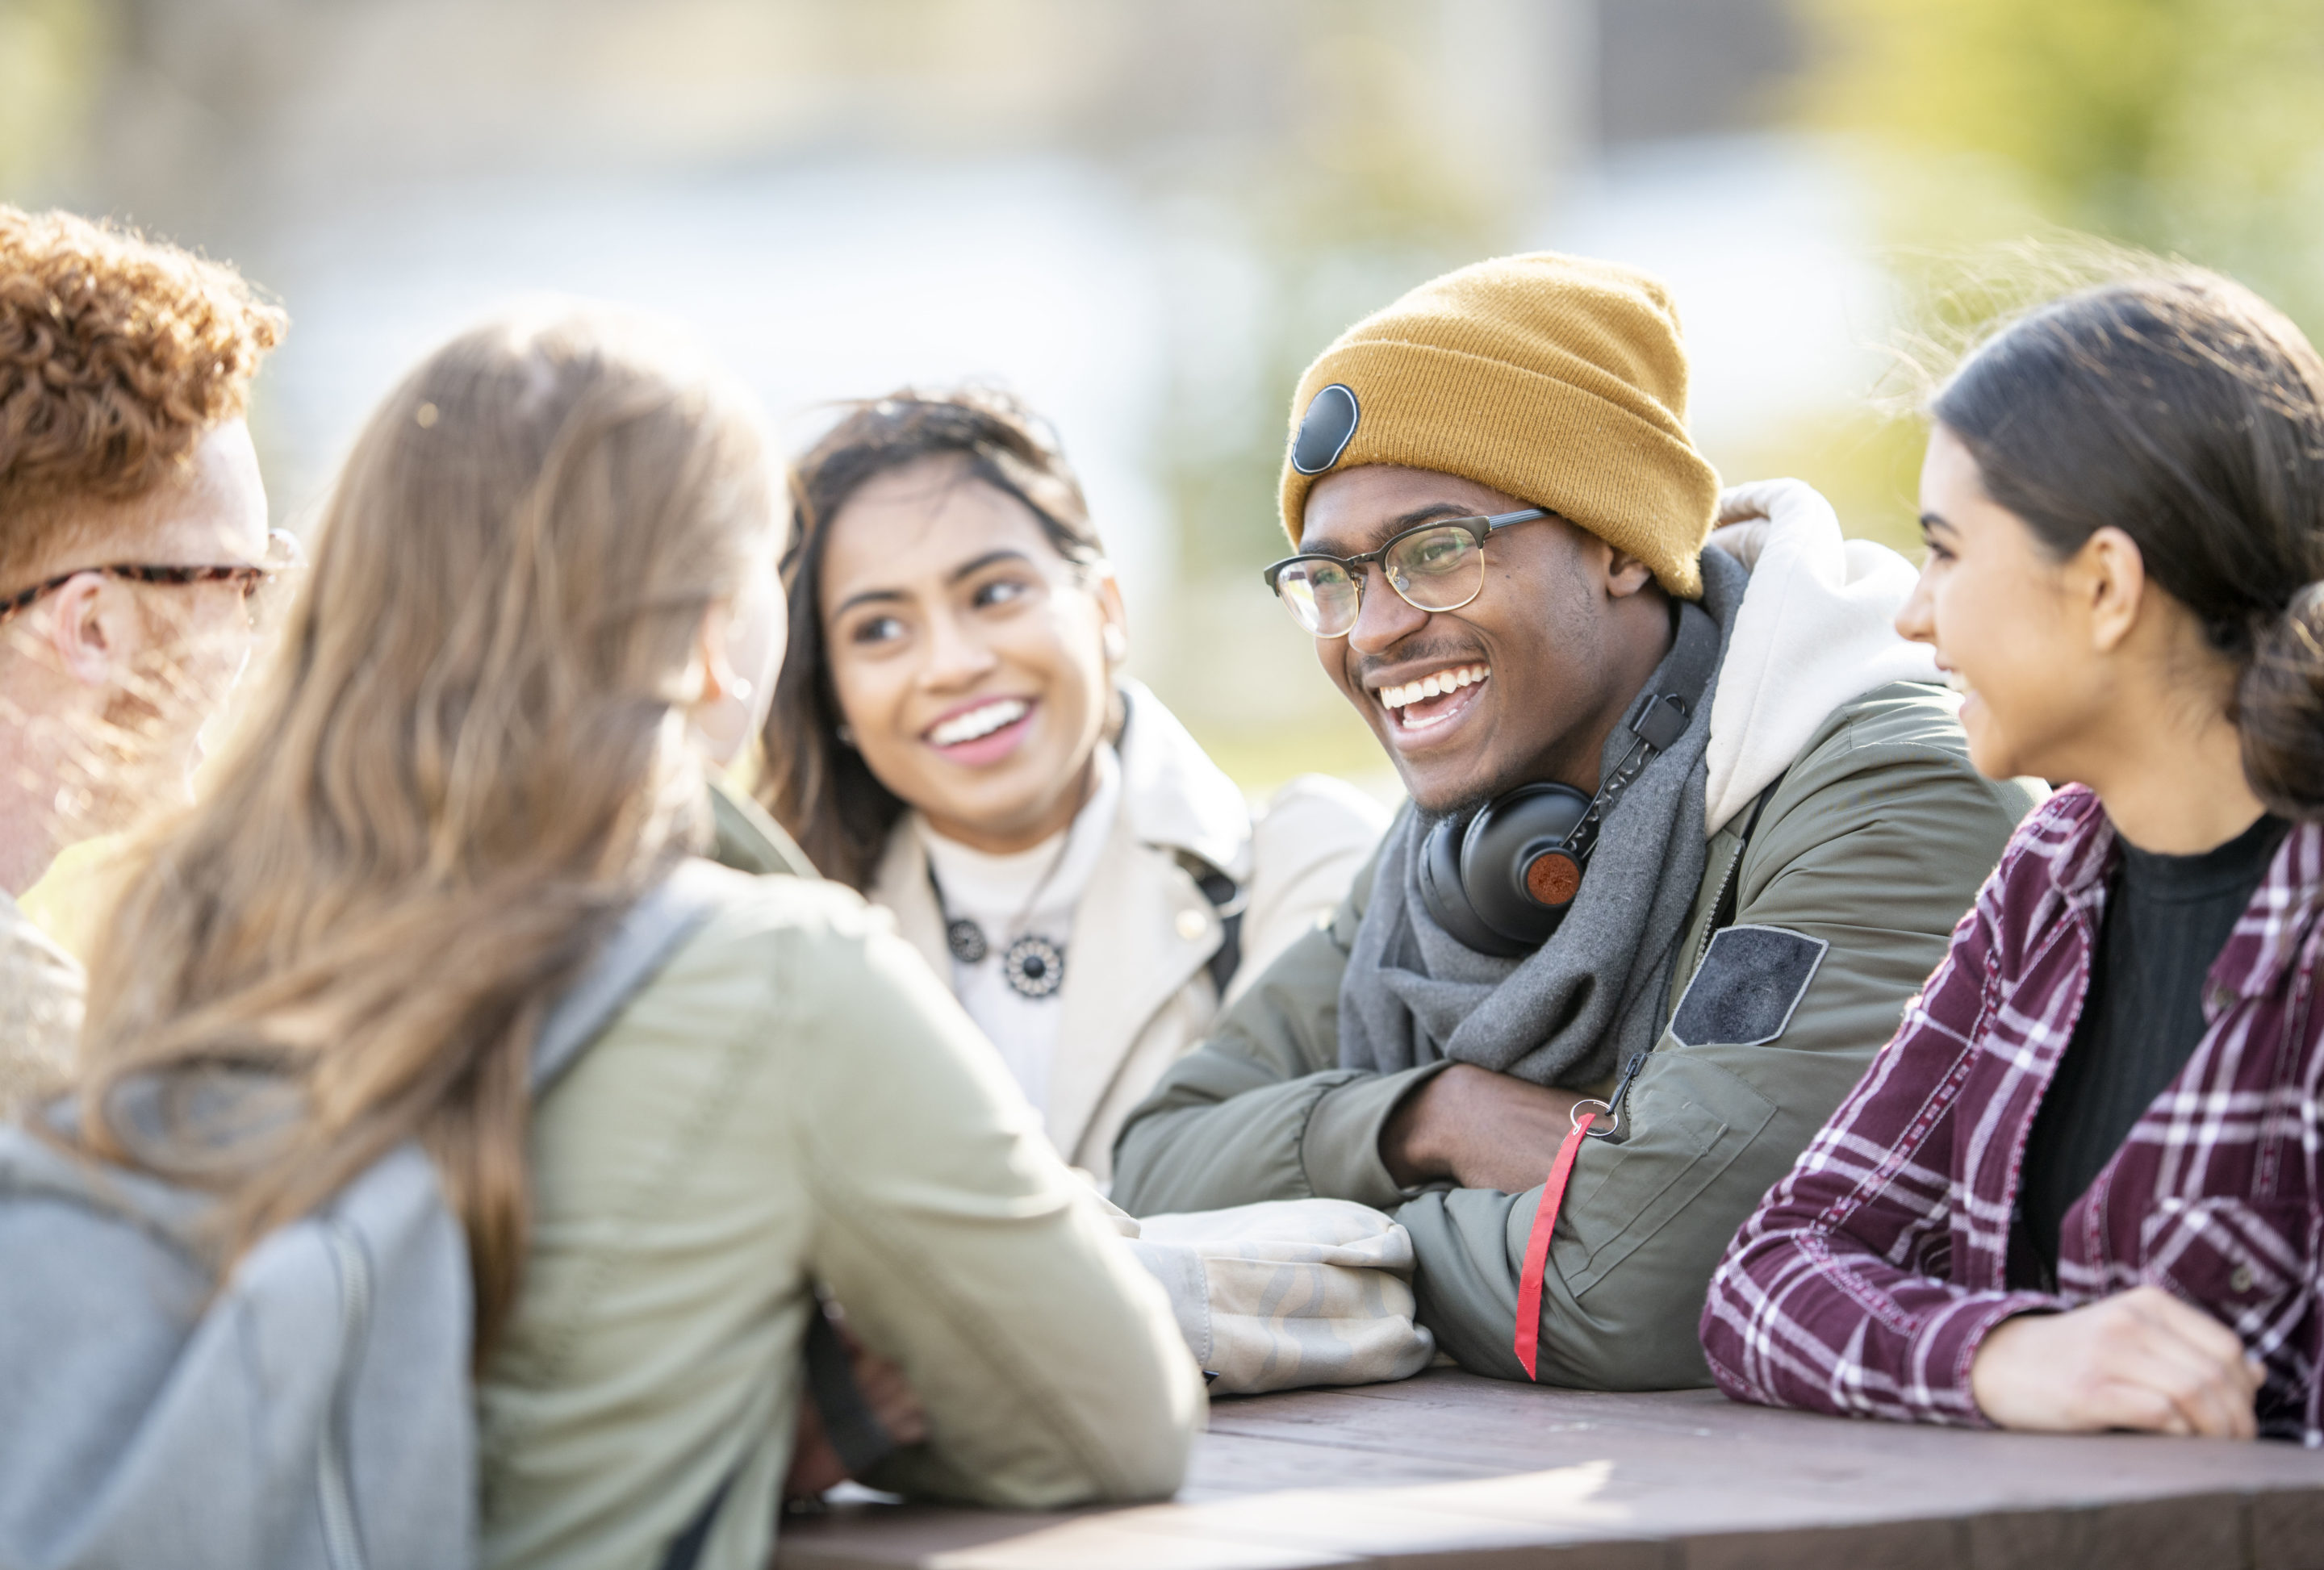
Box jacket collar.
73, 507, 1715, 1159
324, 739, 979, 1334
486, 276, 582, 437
1113, 679, 1253, 883
708, 776, 817, 879
2038, 785, 2119, 906
2211, 820, 2324, 1006
866, 684, 1249, 1170
2038, 784, 2324, 1008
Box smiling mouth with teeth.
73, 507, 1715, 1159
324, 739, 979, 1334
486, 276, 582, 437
1376, 663, 1490, 731
927, 698, 1031, 747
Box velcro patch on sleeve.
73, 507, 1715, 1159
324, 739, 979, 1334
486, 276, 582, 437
1668, 924, 1830, 1049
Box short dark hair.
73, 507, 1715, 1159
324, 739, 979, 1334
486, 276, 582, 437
757, 385, 1104, 887
1933, 269, 2324, 819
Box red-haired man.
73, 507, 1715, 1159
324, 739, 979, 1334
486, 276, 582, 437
0, 207, 286, 1112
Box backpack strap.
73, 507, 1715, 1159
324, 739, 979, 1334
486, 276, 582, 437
531, 859, 730, 1096
1181, 855, 1248, 1000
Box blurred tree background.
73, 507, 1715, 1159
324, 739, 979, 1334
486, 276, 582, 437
1808, 0, 2324, 320
0, 0, 101, 195
1739, 0, 2324, 553
3, 0, 2324, 819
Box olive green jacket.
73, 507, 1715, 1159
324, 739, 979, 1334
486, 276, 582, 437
478, 783, 1204, 1570
1110, 683, 2040, 1390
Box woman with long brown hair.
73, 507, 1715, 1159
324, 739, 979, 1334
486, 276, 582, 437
60, 309, 1199, 1566
760, 387, 1383, 1184
1704, 269, 2324, 1443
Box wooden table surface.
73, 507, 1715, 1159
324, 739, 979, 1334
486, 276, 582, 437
776, 1369, 2324, 1569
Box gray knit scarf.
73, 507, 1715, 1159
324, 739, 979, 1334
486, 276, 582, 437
1338, 546, 1745, 1089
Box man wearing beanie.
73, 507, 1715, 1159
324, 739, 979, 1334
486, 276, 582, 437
1110, 253, 2040, 1389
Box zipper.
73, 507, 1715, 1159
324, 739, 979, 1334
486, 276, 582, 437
319, 1221, 374, 1570
1591, 829, 1737, 1150
1695, 775, 1787, 973
1604, 779, 1782, 1148
1695, 839, 1745, 971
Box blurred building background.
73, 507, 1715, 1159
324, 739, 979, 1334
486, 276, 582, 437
6, 0, 2323, 796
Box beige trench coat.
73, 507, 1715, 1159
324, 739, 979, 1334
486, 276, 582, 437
870, 683, 1386, 1185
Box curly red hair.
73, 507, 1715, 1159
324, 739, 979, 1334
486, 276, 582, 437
1, 207, 286, 581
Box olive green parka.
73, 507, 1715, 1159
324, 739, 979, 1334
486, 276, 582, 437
1110, 485, 2042, 1389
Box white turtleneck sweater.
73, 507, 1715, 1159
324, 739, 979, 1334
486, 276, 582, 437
913, 745, 1122, 1126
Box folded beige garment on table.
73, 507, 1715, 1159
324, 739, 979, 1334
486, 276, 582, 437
1104, 1196, 1436, 1396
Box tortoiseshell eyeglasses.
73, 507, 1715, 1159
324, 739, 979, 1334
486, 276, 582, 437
0, 529, 303, 624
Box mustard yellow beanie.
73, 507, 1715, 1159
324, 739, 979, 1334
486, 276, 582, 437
1277, 251, 1720, 599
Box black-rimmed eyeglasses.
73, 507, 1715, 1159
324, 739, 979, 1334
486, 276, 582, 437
1261, 509, 1547, 638
0, 529, 303, 624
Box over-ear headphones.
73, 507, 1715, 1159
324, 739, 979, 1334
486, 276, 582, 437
1419, 686, 1695, 958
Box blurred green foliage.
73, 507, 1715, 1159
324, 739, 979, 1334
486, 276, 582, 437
1738, 0, 2324, 549
1157, 3, 1518, 582
0, 0, 102, 200
1806, 0, 2324, 284
1146, 2, 1525, 788
1799, 0, 2324, 328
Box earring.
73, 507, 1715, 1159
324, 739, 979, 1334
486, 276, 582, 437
837, 723, 856, 747
729, 675, 754, 703
1102, 625, 1127, 665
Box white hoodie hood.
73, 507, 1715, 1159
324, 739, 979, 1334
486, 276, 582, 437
1702, 478, 1942, 834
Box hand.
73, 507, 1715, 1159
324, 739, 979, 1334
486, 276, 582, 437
1380, 1063, 1585, 1192
1970, 1286, 2265, 1438
783, 1317, 931, 1501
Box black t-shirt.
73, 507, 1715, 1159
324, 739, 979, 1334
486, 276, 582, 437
2008, 812, 2290, 1290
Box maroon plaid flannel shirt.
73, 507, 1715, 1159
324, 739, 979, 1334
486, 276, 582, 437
1702, 786, 2324, 1444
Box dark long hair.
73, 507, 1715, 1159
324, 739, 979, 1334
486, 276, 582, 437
759, 386, 1106, 889
1934, 270, 2324, 820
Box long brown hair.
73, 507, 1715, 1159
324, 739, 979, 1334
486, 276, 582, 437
1935, 269, 2324, 818
71, 306, 774, 1351
758, 386, 1104, 890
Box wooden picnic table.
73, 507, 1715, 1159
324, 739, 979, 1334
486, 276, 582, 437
776, 1367, 2324, 1568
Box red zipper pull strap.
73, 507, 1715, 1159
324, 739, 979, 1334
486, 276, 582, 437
1513, 1106, 1596, 1381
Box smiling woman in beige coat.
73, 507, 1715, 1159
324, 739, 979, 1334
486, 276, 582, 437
760, 388, 1384, 1184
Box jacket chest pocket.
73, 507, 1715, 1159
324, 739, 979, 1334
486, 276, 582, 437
2137, 1195, 2315, 1348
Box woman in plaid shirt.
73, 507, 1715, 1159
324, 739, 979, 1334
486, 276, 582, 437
1702, 269, 2324, 1444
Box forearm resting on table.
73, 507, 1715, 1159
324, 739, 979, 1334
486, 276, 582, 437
1381, 1063, 1583, 1194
